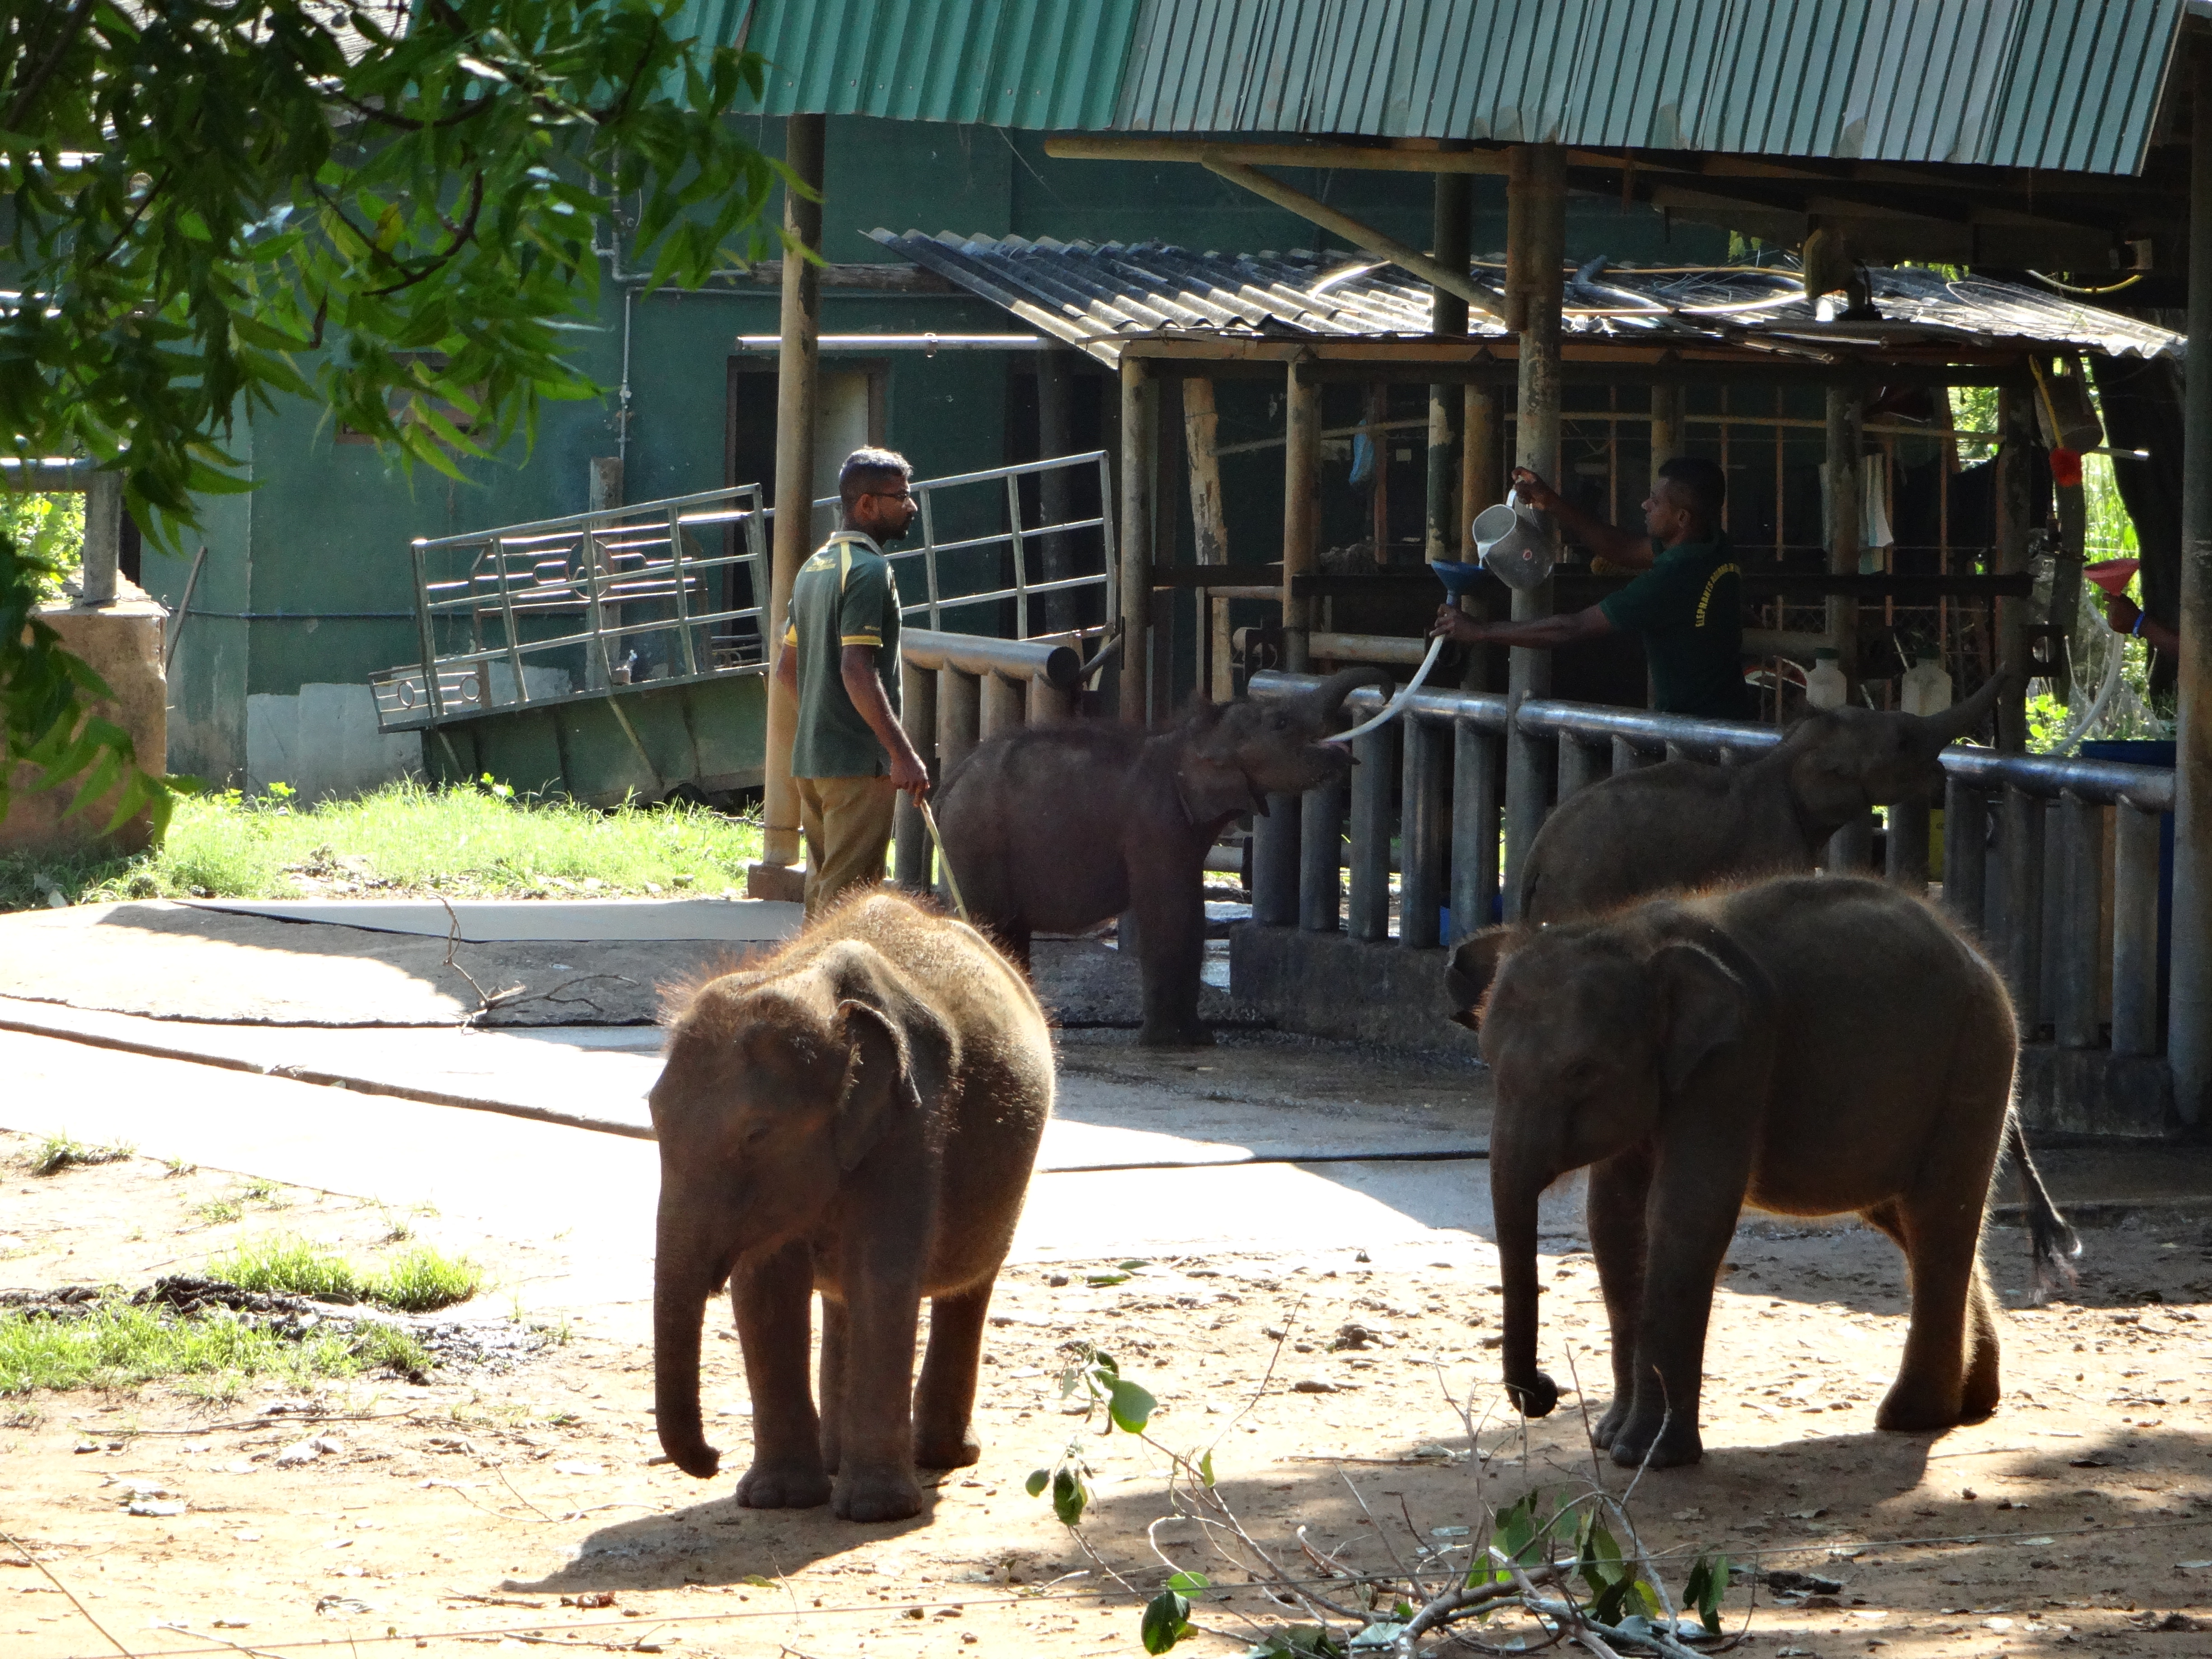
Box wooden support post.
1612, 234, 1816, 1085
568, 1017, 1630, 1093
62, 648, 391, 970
1825, 380, 1873, 870
1459, 385, 1500, 690
1450, 721, 1500, 942
1037, 347, 1078, 635
2002, 783, 2046, 1024
1182, 378, 1234, 702
1427, 168, 1472, 568
1501, 144, 1563, 921
1648, 382, 1682, 484
1347, 726, 1392, 941
2055, 792, 2104, 1050
937, 668, 980, 778
2174, 51, 2212, 1121
761, 113, 823, 869
1994, 384, 2039, 752
1943, 778, 1988, 933
2113, 799, 2165, 1057
1283, 356, 1322, 673
1118, 355, 1156, 721
1401, 716, 1447, 949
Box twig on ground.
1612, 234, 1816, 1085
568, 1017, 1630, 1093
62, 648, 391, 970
435, 894, 525, 1021
1, 1527, 136, 1656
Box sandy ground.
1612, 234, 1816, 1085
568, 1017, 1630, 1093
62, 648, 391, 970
5, 1129, 2212, 1659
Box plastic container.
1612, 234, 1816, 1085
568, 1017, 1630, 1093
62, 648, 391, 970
1804, 648, 1848, 711
1899, 656, 1953, 717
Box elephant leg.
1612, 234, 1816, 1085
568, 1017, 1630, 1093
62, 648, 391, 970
1586, 1145, 1656, 1452
1961, 1260, 2002, 1420
831, 1234, 928, 1523
1611, 1129, 1753, 1470
913, 1281, 992, 1470
1132, 850, 1209, 1047
1876, 1102, 2006, 1433
730, 1241, 830, 1509
818, 1296, 849, 1475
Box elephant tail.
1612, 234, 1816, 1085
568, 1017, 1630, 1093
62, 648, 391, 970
2006, 1115, 2081, 1301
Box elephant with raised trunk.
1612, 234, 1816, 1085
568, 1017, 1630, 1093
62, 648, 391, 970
650, 890, 1053, 1522
1448, 875, 2076, 1470
935, 667, 1389, 1045
1519, 671, 2013, 922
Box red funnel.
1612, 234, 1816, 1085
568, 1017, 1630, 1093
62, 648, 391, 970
2084, 558, 2139, 597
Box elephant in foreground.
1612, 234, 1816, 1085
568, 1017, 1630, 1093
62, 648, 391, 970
1518, 670, 2012, 922
934, 667, 1388, 1045
1447, 875, 2076, 1469
650, 890, 1053, 1521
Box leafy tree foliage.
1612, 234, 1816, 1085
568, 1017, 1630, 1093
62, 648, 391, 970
0, 0, 779, 829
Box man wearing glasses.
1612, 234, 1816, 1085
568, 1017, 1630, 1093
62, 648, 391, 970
774, 447, 932, 917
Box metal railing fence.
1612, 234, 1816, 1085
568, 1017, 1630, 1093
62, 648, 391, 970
1247, 671, 2177, 1060
371, 452, 1116, 733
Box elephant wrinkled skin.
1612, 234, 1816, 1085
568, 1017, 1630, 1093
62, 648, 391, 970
650, 891, 1053, 1522
1519, 671, 2012, 922
935, 668, 1388, 1045
1448, 875, 2076, 1470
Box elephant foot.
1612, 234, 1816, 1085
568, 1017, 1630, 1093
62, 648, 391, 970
914, 1425, 980, 1471
834, 1463, 924, 1523
1590, 1402, 1627, 1451
1137, 1020, 1214, 1049
1504, 1372, 1559, 1418
1875, 1387, 1966, 1434
1609, 1420, 1702, 1470
734, 1458, 831, 1510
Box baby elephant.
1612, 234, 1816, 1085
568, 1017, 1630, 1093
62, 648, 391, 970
1448, 875, 2075, 1470
651, 891, 1053, 1521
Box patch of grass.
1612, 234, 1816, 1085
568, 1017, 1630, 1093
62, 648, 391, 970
193, 1176, 286, 1228
0, 1300, 417, 1394
0, 778, 765, 911
162, 1157, 197, 1178
206, 1234, 480, 1312
25, 1133, 135, 1177
195, 1198, 243, 1226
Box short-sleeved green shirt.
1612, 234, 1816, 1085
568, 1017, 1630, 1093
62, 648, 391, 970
1597, 534, 1751, 720
784, 531, 903, 779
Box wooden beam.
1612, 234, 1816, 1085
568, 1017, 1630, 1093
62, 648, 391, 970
1200, 155, 1509, 323
1045, 133, 1509, 173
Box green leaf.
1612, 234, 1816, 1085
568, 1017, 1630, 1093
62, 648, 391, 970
1165, 1571, 1210, 1594
1108, 1378, 1157, 1434
1140, 1587, 1192, 1654
1050, 1466, 1087, 1528
1024, 1469, 1049, 1499
1198, 1448, 1216, 1488
1683, 1551, 1731, 1635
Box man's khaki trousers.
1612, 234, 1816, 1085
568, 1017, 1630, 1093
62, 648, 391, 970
795, 773, 898, 919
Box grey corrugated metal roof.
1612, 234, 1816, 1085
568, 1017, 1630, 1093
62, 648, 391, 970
1112, 0, 2187, 174
869, 229, 2184, 366
683, 0, 1145, 127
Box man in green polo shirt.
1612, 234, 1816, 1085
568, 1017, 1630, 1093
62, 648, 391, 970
773, 447, 931, 918
1429, 456, 1752, 721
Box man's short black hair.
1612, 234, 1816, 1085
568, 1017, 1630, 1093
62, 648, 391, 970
1657, 456, 1726, 529
839, 447, 911, 513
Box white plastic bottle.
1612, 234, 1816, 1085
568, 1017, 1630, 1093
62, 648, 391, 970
1900, 655, 1953, 717
1804, 648, 1848, 711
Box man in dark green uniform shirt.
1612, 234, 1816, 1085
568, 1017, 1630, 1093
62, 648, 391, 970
773, 447, 931, 917
1429, 456, 1752, 721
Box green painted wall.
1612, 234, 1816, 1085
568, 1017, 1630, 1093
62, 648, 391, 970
150, 113, 1716, 783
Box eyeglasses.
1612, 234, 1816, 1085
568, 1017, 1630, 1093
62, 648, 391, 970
864, 489, 916, 504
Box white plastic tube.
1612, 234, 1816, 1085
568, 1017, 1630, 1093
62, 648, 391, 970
1326, 635, 1448, 744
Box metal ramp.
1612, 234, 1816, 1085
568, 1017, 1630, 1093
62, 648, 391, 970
372, 454, 1116, 806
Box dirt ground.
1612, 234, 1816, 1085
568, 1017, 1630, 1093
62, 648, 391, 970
5, 1129, 2212, 1659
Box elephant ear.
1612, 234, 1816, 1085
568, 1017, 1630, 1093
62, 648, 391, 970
1649, 942, 1748, 1094
1444, 925, 1525, 1030
833, 999, 920, 1172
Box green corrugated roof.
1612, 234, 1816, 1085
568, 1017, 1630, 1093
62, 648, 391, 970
1114, 0, 2187, 173
688, 0, 1145, 128
695, 0, 2188, 178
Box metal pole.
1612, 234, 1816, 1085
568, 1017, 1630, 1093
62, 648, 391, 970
1501, 144, 1564, 920
2002, 783, 2046, 1024
1450, 721, 1500, 942
1299, 780, 1345, 933
80, 470, 121, 606
2055, 791, 2102, 1050
762, 112, 824, 867
1118, 354, 1155, 719
1401, 715, 1447, 949
1004, 472, 1030, 639
1252, 795, 1301, 927
1942, 777, 1987, 932
2113, 799, 2164, 1058
1348, 725, 1392, 941
1648, 383, 1682, 484
893, 657, 937, 891
1283, 356, 1322, 673
2174, 52, 2212, 1122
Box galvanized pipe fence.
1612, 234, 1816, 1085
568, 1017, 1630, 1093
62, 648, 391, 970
373, 454, 1116, 735
1248, 670, 2178, 1061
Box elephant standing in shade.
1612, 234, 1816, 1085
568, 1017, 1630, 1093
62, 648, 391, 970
1447, 875, 2076, 1470
933, 668, 1388, 1045
651, 890, 1053, 1522
1518, 671, 2012, 922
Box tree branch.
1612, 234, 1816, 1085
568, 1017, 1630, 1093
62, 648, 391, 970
4, 0, 101, 136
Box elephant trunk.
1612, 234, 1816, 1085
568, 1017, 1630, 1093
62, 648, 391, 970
1919, 667, 2012, 747
652, 1206, 723, 1479
1297, 666, 1394, 725
1491, 1149, 1560, 1419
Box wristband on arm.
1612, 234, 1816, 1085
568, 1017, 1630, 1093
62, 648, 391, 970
2133, 612, 2147, 637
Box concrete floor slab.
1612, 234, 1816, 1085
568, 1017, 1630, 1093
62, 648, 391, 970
185, 896, 801, 942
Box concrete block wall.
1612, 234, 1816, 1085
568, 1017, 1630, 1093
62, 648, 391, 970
244, 683, 423, 801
